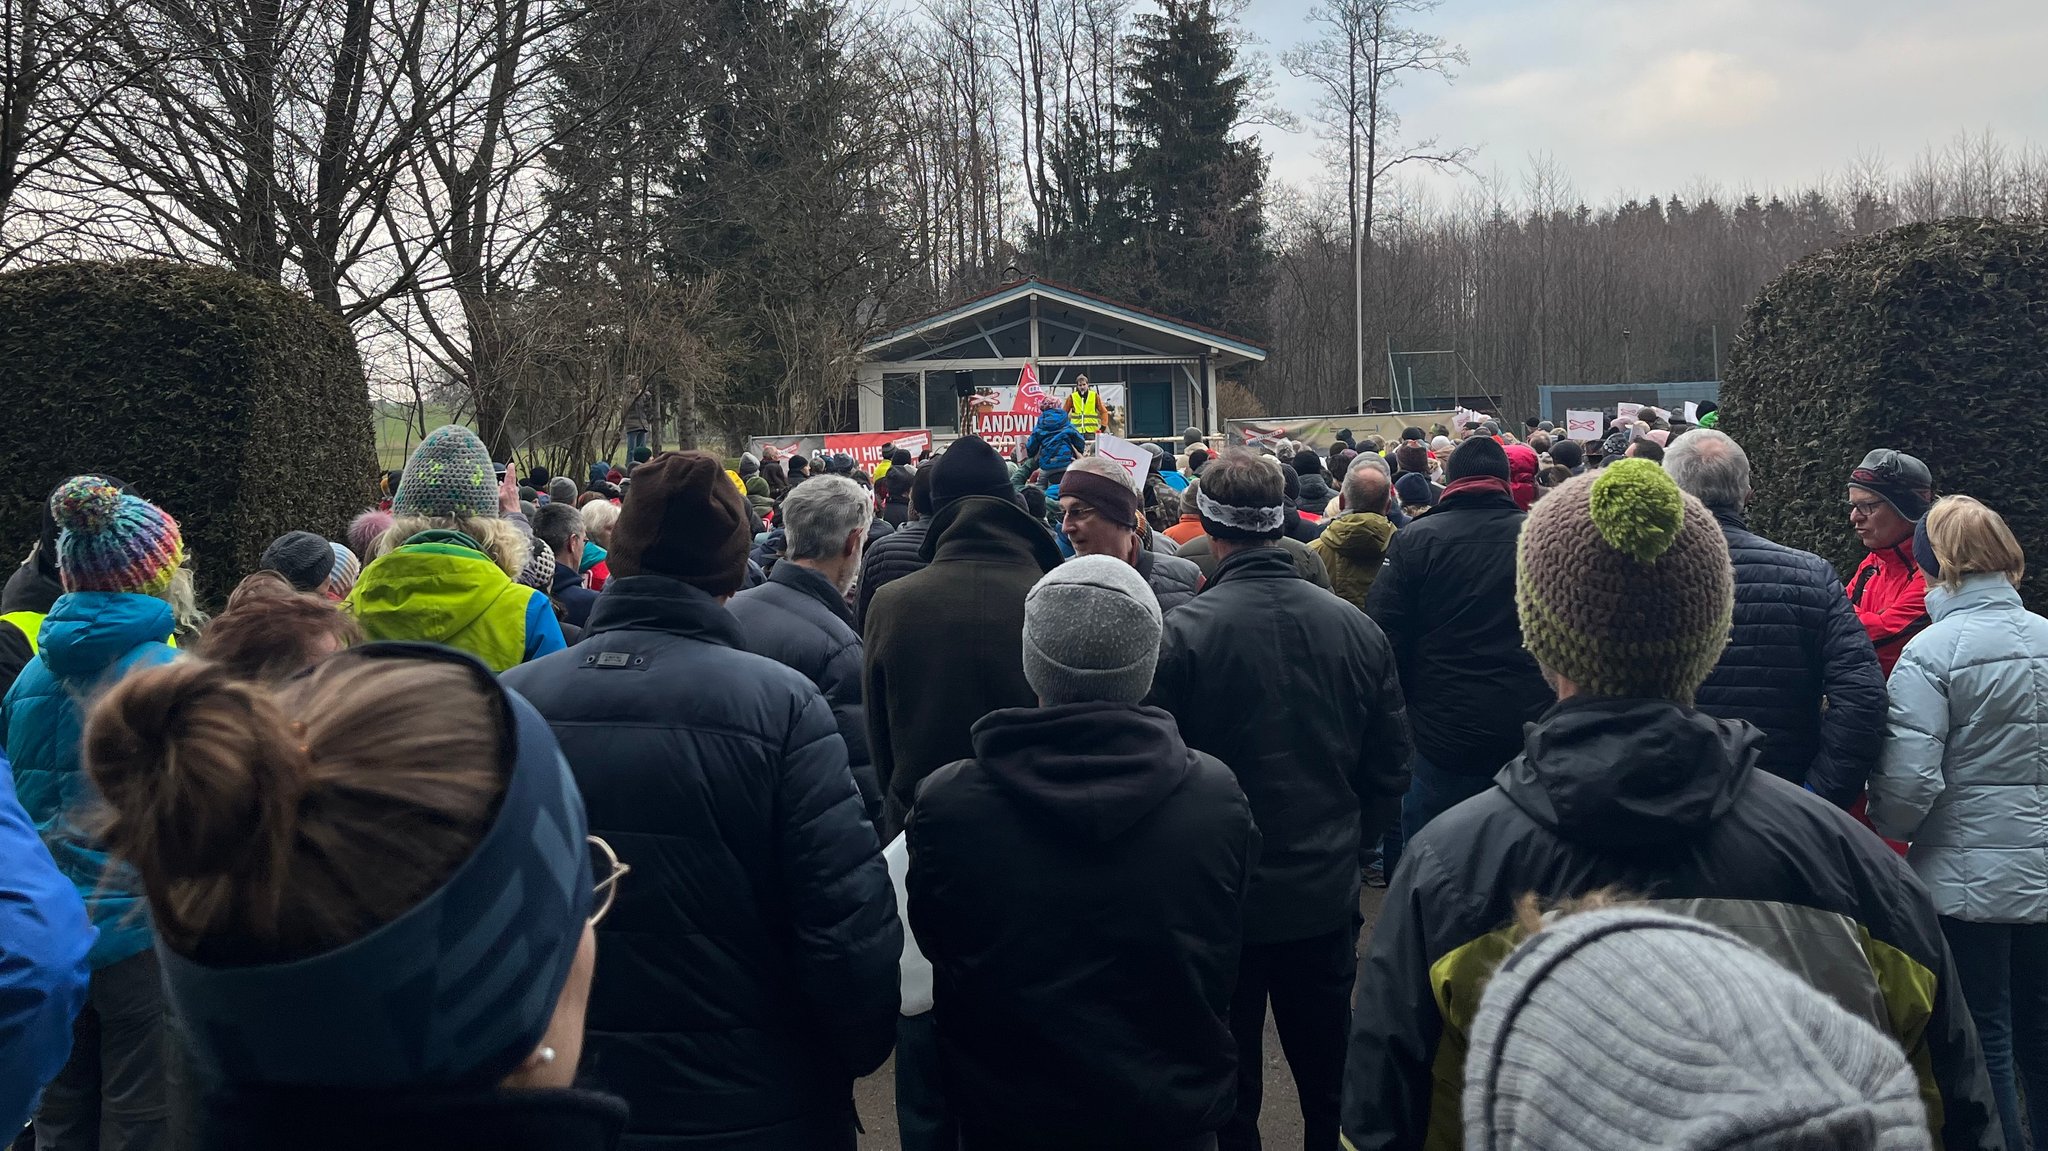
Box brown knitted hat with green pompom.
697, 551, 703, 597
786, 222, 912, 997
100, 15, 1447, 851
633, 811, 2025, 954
1516, 459, 1734, 705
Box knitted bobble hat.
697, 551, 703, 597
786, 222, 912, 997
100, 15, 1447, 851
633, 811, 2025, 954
1516, 459, 1733, 704
1466, 908, 1929, 1150
51, 475, 185, 595
393, 425, 500, 520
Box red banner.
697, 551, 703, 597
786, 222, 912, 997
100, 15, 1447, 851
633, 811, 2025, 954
748, 429, 933, 469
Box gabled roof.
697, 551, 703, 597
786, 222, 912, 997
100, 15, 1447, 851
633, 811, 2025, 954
861, 276, 1267, 363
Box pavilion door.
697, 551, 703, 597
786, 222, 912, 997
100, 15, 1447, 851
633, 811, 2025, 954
1131, 380, 1172, 437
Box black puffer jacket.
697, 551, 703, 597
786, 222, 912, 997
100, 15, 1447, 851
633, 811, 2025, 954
1148, 545, 1412, 943
855, 519, 929, 629
1365, 481, 1552, 776
907, 702, 1260, 1148
1342, 697, 2000, 1151
501, 576, 900, 1151
1692, 505, 1887, 805
728, 561, 879, 828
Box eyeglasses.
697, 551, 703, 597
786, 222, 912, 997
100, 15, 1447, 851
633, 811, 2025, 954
588, 835, 630, 926
1848, 498, 1889, 519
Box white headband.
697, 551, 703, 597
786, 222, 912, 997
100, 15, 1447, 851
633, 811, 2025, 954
1197, 488, 1285, 533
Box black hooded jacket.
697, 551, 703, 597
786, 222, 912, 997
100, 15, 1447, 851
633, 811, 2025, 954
1365, 483, 1552, 775
1341, 696, 2001, 1151
906, 702, 1259, 1148
1148, 545, 1411, 944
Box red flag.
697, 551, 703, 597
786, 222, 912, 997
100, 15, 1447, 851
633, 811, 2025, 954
1013, 362, 1045, 412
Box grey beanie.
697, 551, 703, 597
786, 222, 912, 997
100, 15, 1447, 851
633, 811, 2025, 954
259, 530, 337, 592
1466, 907, 1929, 1151
547, 476, 578, 505
1022, 556, 1162, 705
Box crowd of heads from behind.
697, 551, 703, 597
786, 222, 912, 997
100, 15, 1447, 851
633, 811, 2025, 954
0, 397, 2029, 1151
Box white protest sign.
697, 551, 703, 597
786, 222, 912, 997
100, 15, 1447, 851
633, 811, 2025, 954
1684, 400, 1700, 423
1092, 433, 1149, 493
1615, 402, 1642, 426
1565, 411, 1603, 441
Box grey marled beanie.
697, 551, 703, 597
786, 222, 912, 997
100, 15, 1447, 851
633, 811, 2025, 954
1023, 556, 1162, 705
1465, 907, 1930, 1151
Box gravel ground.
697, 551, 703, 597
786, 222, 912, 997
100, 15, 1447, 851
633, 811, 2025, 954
852, 883, 1390, 1149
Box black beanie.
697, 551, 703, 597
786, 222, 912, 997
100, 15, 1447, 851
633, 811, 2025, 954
260, 530, 337, 592
607, 451, 750, 596
1401, 426, 1425, 443
1446, 435, 1511, 483
1282, 467, 1301, 500
910, 462, 937, 516
1293, 449, 1322, 476
931, 436, 1017, 509
1549, 438, 1584, 470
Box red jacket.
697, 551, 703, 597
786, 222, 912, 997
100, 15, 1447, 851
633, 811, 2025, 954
1848, 539, 1928, 678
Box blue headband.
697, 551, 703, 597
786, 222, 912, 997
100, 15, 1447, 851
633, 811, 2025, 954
1913, 515, 1940, 581
158, 643, 593, 1089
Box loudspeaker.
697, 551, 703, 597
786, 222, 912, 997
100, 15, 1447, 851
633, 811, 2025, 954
952, 371, 977, 397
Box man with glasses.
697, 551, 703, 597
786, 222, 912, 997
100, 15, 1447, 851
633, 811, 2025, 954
1846, 448, 1936, 677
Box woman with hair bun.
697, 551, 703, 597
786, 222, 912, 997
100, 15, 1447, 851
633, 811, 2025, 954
82, 644, 625, 1149
1, 475, 192, 1151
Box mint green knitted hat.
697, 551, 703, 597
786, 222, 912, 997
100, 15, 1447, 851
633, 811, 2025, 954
1516, 459, 1733, 704
393, 426, 498, 519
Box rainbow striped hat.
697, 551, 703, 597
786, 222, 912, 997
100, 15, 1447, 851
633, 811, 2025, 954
51, 475, 185, 595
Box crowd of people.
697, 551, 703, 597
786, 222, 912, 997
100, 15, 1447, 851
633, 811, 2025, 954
1, 395, 2044, 1151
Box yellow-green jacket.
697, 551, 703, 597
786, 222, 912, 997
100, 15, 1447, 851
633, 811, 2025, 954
344, 531, 565, 673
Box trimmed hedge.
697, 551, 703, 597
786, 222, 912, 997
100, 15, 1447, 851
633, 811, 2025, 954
1723, 217, 2048, 611
0, 261, 376, 606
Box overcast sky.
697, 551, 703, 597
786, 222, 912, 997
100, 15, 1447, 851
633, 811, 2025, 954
1252, 0, 2048, 205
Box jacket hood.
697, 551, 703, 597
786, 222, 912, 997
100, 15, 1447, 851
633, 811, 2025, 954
1320, 512, 1394, 559
1497, 697, 1763, 849
1, 554, 63, 615
969, 701, 1194, 842
38, 591, 175, 679
345, 542, 517, 649
1034, 407, 1074, 434
919, 495, 1064, 571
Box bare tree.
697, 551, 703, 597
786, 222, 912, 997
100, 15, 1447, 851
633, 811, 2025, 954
1284, 0, 1469, 410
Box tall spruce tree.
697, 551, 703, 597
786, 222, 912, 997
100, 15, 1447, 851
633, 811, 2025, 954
538, 0, 905, 438
1119, 0, 1271, 337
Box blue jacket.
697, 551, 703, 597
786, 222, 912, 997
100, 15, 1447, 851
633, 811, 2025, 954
502, 576, 899, 1148
1025, 409, 1085, 474
0, 757, 94, 1132
0, 592, 177, 969
1691, 506, 1886, 806
1872, 574, 2048, 922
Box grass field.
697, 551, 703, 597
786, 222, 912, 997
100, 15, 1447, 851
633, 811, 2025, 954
373, 402, 466, 471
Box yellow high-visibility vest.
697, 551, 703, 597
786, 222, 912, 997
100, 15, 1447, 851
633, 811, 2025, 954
0, 609, 44, 656
1070, 389, 1100, 434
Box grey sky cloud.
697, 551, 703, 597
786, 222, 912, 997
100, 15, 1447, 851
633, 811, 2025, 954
1255, 0, 2048, 203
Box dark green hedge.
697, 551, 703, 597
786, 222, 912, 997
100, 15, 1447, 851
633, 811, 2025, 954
1723, 217, 2048, 611
0, 261, 376, 606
